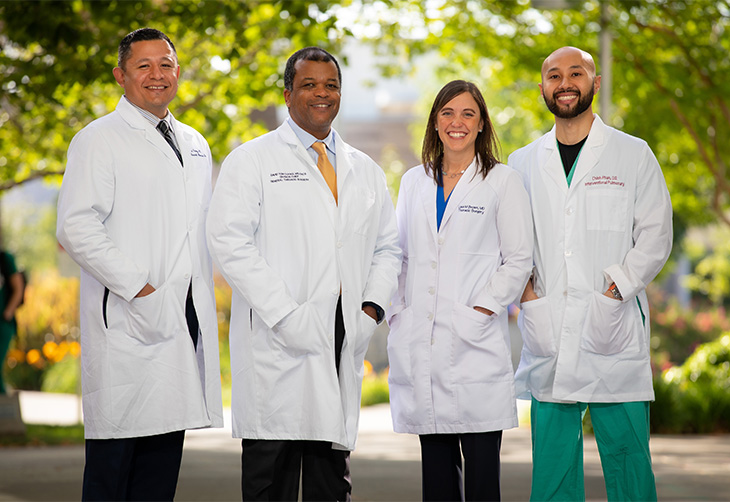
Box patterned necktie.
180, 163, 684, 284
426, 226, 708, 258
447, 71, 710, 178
157, 120, 183, 166
311, 141, 337, 204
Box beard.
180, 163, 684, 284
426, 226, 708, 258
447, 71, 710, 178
543, 85, 594, 119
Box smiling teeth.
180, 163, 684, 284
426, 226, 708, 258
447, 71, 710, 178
558, 95, 576, 101
449, 132, 466, 137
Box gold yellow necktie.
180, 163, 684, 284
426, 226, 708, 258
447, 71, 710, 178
311, 141, 337, 204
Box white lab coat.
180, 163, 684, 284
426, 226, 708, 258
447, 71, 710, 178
510, 115, 673, 403
206, 121, 400, 451
387, 161, 533, 434
57, 97, 223, 439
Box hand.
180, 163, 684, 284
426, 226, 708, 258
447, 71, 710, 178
521, 278, 539, 303
3, 308, 14, 322
473, 306, 494, 316
362, 305, 378, 321
135, 283, 156, 298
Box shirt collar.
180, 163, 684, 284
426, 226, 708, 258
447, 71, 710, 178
287, 117, 335, 154
124, 96, 173, 132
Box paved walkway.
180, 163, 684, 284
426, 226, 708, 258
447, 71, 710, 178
2, 392, 729, 501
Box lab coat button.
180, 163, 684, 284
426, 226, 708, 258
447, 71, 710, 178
184, 274, 191, 280
427, 313, 433, 321
428, 287, 435, 295
431, 261, 437, 269
337, 241, 343, 248
331, 289, 338, 295
438, 237, 445, 245
566, 207, 574, 215
565, 250, 572, 257
431, 338, 435, 345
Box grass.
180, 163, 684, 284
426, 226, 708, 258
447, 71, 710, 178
0, 423, 85, 447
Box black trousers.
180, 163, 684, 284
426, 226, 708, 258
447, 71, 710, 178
419, 431, 503, 502
241, 439, 351, 501
82, 430, 185, 501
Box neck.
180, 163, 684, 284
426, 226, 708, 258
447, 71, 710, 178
443, 151, 474, 174
555, 109, 595, 145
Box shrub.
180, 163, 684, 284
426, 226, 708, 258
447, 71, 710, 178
651, 333, 730, 433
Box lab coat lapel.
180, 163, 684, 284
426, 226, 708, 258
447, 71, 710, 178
568, 115, 608, 190
116, 98, 183, 167
417, 170, 439, 243
540, 127, 569, 196
439, 159, 481, 231
333, 129, 354, 198
278, 122, 337, 227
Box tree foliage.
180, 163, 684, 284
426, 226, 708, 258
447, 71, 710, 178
0, 0, 348, 190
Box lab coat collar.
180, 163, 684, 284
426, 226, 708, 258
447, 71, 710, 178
540, 114, 609, 195
417, 157, 482, 240
115, 97, 189, 168
277, 121, 355, 207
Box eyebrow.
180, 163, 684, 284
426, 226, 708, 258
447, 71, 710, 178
546, 64, 584, 73
440, 107, 477, 113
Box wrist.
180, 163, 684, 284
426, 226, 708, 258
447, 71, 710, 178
608, 282, 623, 301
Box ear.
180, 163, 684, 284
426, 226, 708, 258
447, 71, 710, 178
112, 67, 125, 88
594, 74, 602, 94
283, 88, 291, 108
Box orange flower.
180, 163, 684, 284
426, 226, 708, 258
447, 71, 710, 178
26, 349, 42, 366
42, 341, 58, 360
363, 359, 373, 377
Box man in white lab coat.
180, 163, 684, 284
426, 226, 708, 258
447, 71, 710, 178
207, 47, 400, 501
57, 28, 223, 501
511, 46, 673, 501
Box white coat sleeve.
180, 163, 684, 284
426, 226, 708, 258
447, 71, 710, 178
603, 146, 673, 301
361, 169, 402, 317
386, 176, 409, 322
472, 169, 534, 316
206, 148, 299, 328
56, 127, 148, 301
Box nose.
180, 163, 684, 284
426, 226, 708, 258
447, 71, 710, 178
150, 64, 164, 79
314, 84, 329, 97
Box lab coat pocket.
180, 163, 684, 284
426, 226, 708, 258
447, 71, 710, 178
586, 189, 628, 232
386, 306, 414, 385
580, 291, 634, 355
273, 302, 326, 356
355, 310, 378, 363
124, 283, 177, 344
452, 303, 510, 383
517, 297, 556, 357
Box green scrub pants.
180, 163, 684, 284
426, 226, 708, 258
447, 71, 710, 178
530, 397, 657, 502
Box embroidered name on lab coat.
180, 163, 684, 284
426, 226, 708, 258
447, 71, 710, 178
270, 172, 310, 183
584, 175, 625, 188
190, 148, 207, 157
458, 204, 486, 215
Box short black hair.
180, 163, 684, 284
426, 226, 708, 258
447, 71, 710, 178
284, 47, 341, 92
118, 28, 177, 70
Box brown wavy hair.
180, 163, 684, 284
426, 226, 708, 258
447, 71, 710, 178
421, 80, 501, 185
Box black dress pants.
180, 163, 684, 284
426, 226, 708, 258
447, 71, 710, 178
419, 431, 503, 502
82, 430, 185, 501
241, 439, 351, 501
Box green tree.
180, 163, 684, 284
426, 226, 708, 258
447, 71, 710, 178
0, 0, 348, 189
363, 0, 728, 242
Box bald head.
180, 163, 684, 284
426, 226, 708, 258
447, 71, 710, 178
541, 46, 597, 79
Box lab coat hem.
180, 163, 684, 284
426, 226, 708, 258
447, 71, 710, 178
83, 419, 215, 440
392, 418, 518, 435
233, 431, 355, 451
